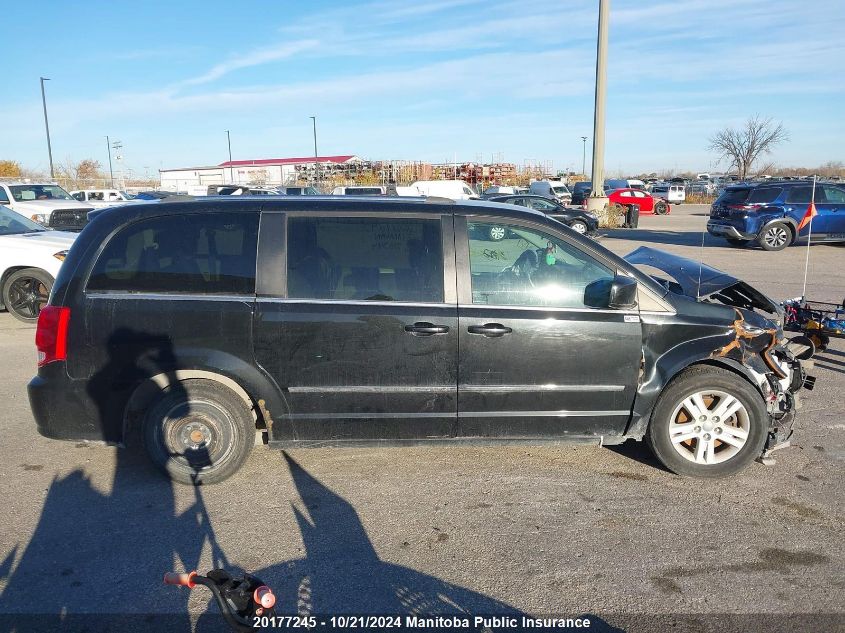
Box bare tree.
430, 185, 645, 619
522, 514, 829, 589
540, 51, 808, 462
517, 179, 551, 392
708, 115, 789, 180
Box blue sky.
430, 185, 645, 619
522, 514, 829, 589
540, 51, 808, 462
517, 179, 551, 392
3, 0, 843, 176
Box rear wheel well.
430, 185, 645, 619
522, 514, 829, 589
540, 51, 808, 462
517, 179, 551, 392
123, 370, 265, 445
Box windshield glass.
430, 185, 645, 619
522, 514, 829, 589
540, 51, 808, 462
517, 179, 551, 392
0, 205, 47, 235
551, 186, 570, 194
119, 191, 135, 199
9, 184, 74, 202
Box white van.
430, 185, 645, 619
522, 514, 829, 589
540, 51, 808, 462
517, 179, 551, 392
482, 185, 515, 196
70, 189, 137, 207
405, 180, 477, 200
330, 186, 386, 196
604, 179, 646, 191
650, 183, 686, 204
528, 180, 572, 204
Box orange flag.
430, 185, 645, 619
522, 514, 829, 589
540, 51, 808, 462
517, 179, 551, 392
797, 202, 817, 231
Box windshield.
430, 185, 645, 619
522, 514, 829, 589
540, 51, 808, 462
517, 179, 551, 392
119, 191, 135, 199
9, 184, 74, 202
551, 186, 570, 194
0, 205, 47, 235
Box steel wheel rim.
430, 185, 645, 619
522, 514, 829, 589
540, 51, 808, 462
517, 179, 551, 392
489, 226, 506, 240
764, 226, 788, 248
571, 221, 587, 234
160, 399, 236, 472
7, 277, 49, 319
668, 389, 750, 465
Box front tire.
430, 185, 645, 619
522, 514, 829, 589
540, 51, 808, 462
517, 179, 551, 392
647, 366, 768, 478
758, 222, 793, 251
142, 379, 255, 485
1, 268, 53, 324
569, 220, 588, 235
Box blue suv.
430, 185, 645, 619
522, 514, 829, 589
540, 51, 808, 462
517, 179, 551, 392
708, 181, 845, 251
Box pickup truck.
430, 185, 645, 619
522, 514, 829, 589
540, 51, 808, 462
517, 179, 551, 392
0, 182, 93, 231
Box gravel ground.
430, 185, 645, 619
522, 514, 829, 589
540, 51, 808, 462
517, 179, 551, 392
0, 204, 842, 632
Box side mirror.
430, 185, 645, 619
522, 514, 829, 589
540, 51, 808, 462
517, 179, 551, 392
609, 275, 638, 310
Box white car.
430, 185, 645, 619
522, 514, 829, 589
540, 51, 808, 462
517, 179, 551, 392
0, 206, 77, 323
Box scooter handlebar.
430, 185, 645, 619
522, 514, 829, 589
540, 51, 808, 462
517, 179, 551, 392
163, 571, 197, 588
254, 586, 276, 609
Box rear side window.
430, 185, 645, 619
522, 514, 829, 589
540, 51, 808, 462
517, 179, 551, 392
87, 212, 259, 294
719, 188, 750, 204
287, 216, 444, 303
823, 186, 845, 204
747, 187, 782, 204
0, 188, 9, 204
785, 186, 813, 204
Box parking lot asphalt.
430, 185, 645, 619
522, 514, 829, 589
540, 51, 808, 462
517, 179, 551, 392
0, 204, 843, 630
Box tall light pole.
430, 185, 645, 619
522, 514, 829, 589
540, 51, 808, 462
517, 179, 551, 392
105, 136, 115, 187
225, 130, 233, 184
39, 77, 55, 179
581, 136, 588, 177
111, 140, 124, 190
587, 0, 610, 212
310, 116, 320, 189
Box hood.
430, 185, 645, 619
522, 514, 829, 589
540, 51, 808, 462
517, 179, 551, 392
624, 246, 781, 314
11, 199, 93, 212
0, 230, 78, 250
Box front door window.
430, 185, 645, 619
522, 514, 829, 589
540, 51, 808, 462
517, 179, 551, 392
467, 221, 613, 309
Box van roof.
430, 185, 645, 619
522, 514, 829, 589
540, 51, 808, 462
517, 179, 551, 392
87, 195, 549, 224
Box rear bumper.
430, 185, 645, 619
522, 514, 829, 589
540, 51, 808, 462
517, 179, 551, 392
28, 364, 120, 442
707, 220, 756, 240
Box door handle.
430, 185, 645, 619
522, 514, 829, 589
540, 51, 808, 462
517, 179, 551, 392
404, 322, 450, 336
467, 323, 512, 337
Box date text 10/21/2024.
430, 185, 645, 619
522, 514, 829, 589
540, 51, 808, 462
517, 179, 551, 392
252, 615, 594, 629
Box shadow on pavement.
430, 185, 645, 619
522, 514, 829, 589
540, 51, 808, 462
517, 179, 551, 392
0, 328, 621, 631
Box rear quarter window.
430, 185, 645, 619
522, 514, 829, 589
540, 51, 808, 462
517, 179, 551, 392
87, 212, 259, 294
746, 187, 782, 204
719, 188, 751, 204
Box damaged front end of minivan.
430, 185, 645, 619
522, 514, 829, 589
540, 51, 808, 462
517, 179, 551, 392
626, 247, 815, 459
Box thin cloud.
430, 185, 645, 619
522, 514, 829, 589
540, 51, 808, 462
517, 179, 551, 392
185, 39, 319, 85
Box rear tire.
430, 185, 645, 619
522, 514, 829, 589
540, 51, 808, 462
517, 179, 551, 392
142, 379, 255, 485
1, 268, 53, 324
647, 366, 768, 478
654, 200, 668, 215
758, 222, 793, 251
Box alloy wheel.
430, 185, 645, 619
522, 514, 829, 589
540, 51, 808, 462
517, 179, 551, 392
763, 226, 789, 249
667, 389, 750, 465
570, 221, 588, 235
489, 226, 506, 240
7, 276, 49, 320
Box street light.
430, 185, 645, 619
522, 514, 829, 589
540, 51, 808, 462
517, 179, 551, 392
225, 130, 233, 184
587, 0, 610, 212
581, 136, 588, 177
39, 77, 54, 179
105, 135, 115, 187
310, 116, 320, 189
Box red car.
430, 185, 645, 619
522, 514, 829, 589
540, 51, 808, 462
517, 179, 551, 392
606, 188, 670, 215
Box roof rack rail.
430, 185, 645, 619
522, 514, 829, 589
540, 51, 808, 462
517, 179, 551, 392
424, 196, 455, 204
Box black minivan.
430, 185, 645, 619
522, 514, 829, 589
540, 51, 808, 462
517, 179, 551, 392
28, 197, 809, 484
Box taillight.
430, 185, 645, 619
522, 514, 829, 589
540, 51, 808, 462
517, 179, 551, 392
35, 306, 70, 367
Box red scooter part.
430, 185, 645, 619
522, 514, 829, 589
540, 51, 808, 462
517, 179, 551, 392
164, 569, 276, 632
